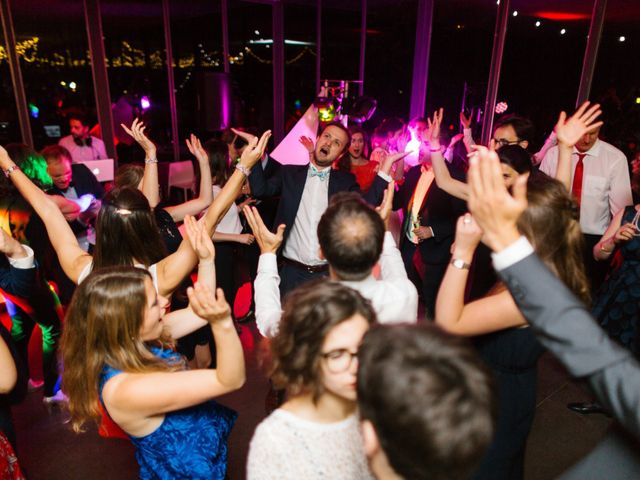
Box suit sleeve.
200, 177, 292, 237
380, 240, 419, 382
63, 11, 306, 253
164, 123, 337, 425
249, 162, 283, 198
497, 253, 640, 437
363, 173, 389, 206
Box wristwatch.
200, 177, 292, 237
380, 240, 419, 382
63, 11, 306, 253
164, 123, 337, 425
450, 258, 471, 270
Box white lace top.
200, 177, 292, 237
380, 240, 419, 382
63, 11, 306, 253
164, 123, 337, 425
247, 409, 374, 480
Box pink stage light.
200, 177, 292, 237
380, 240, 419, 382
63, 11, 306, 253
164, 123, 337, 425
140, 96, 151, 110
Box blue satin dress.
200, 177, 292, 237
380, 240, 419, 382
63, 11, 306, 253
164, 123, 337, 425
99, 347, 237, 479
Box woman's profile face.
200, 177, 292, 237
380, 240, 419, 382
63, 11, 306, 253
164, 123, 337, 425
501, 163, 519, 188
318, 313, 370, 402
139, 277, 169, 341
349, 133, 365, 159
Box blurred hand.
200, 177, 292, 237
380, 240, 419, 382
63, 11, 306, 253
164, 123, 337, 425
243, 206, 284, 254
613, 223, 638, 244
184, 215, 215, 262
121, 119, 157, 158
555, 101, 603, 148
186, 134, 209, 164
375, 181, 395, 229
452, 213, 483, 261
187, 284, 232, 326
238, 131, 272, 170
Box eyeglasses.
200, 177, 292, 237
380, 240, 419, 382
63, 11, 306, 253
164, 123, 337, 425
321, 348, 359, 374
492, 138, 523, 147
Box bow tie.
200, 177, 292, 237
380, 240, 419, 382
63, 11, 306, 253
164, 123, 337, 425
308, 165, 330, 181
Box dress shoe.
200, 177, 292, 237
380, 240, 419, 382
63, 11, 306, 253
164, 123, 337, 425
567, 402, 610, 416
237, 309, 255, 324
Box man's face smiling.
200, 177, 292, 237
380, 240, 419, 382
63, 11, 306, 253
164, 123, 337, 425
314, 125, 349, 167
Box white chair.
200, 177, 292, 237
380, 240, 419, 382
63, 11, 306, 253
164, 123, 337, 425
167, 160, 196, 202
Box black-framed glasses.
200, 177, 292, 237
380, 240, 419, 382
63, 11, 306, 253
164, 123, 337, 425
321, 348, 359, 373
492, 138, 522, 147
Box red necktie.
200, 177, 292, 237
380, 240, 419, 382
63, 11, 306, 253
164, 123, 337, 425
572, 153, 586, 207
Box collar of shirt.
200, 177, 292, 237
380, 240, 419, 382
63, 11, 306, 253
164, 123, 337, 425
573, 139, 601, 158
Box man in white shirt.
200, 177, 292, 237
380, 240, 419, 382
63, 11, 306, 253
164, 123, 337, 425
244, 189, 418, 337
58, 113, 107, 163
539, 125, 632, 292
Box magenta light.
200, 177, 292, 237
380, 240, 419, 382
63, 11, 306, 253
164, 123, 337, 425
141, 96, 151, 110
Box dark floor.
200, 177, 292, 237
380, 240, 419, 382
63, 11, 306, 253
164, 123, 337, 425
7, 292, 613, 480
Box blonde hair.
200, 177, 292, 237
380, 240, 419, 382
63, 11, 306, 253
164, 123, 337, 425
61, 267, 181, 432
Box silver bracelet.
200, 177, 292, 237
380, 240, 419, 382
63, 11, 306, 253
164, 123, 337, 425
3, 164, 20, 178
145, 157, 158, 164
235, 163, 251, 177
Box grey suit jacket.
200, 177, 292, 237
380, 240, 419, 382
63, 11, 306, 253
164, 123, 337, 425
497, 253, 640, 477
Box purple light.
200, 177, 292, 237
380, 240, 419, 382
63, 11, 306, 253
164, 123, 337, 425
141, 96, 151, 110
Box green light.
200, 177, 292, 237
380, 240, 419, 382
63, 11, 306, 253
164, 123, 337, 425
20, 153, 53, 189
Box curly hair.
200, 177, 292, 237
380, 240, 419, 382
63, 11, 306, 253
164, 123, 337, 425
269, 280, 377, 401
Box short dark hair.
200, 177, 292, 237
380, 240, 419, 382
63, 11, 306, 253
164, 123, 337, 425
357, 324, 496, 480
317, 192, 384, 281
203, 138, 230, 187
269, 280, 376, 401
68, 112, 91, 127
41, 144, 72, 165
493, 115, 535, 143
320, 121, 351, 153
375, 117, 405, 138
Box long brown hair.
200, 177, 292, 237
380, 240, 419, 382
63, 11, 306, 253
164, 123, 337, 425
517, 175, 590, 304
62, 267, 181, 432
92, 187, 167, 270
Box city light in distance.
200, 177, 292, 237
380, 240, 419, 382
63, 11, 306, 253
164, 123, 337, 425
560, 29, 566, 35
535, 21, 541, 27
619, 36, 626, 42
512, 11, 518, 17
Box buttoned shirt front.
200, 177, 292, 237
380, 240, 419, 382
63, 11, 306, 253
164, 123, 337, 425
281, 164, 331, 266
540, 140, 632, 235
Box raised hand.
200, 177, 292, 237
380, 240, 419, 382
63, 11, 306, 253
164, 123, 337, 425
184, 215, 215, 262
121, 118, 156, 158
238, 130, 272, 170
231, 128, 258, 146
298, 136, 315, 153
460, 111, 472, 130
187, 283, 232, 325
186, 134, 209, 164
424, 108, 444, 147
555, 101, 603, 148
375, 181, 395, 228
243, 205, 285, 254
467, 146, 528, 252
452, 213, 483, 261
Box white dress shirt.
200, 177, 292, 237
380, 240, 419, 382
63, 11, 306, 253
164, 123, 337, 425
540, 140, 632, 235
255, 231, 419, 337
281, 165, 330, 266
58, 135, 107, 163
6, 245, 36, 269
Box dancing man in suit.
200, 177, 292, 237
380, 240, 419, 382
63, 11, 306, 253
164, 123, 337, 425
248, 122, 399, 296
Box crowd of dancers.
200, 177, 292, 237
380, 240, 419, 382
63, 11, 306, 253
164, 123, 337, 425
0, 97, 639, 479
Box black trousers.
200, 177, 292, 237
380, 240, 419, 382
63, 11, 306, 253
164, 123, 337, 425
279, 261, 328, 300
583, 233, 610, 295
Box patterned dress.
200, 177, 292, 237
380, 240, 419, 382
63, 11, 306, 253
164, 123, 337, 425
99, 347, 237, 479
592, 205, 640, 356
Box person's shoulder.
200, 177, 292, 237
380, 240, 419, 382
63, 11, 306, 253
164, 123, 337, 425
58, 135, 73, 145
597, 140, 626, 160
91, 135, 106, 146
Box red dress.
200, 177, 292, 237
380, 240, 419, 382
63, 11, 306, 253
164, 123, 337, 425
0, 432, 25, 480
351, 161, 379, 192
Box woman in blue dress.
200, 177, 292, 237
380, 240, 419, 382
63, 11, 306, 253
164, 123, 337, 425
61, 218, 244, 479
591, 189, 640, 356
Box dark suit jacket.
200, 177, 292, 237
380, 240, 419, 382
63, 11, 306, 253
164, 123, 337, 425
249, 162, 388, 247
48, 163, 105, 236
0, 256, 35, 299
499, 252, 640, 477
393, 164, 467, 264
254, 156, 282, 230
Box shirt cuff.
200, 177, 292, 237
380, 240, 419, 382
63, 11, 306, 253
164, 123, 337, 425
377, 171, 392, 183
491, 236, 535, 271
7, 245, 36, 269
257, 252, 278, 272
